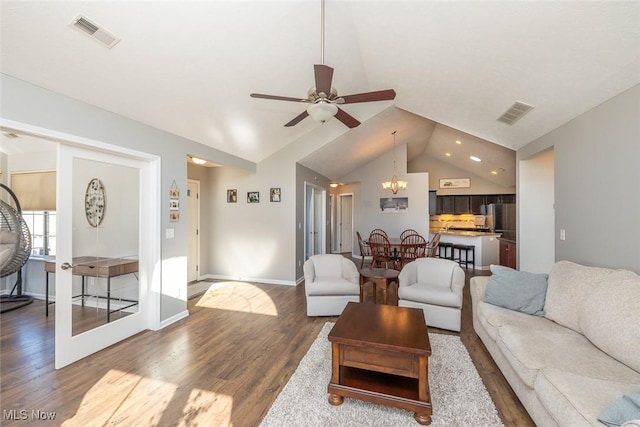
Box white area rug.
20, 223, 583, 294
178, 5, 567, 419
261, 323, 504, 426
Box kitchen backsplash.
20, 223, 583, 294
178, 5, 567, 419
430, 214, 487, 231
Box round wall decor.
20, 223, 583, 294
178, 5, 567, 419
85, 178, 106, 227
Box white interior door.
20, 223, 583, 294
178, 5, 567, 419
55, 144, 157, 369
187, 179, 200, 282
305, 182, 326, 259
340, 194, 353, 254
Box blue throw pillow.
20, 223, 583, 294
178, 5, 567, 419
484, 265, 548, 316
598, 389, 640, 427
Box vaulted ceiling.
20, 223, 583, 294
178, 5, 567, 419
2, 1, 639, 183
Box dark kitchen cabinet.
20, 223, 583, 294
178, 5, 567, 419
437, 196, 455, 214
499, 238, 517, 269
435, 193, 516, 214
469, 195, 486, 214
454, 196, 470, 214
486, 194, 516, 204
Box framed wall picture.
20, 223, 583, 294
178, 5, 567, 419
439, 177, 471, 189
227, 189, 237, 203
169, 199, 179, 210
380, 197, 409, 213
270, 187, 281, 202
247, 191, 260, 203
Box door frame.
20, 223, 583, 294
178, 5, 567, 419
187, 179, 200, 283
338, 193, 354, 254
0, 119, 161, 367
304, 181, 326, 259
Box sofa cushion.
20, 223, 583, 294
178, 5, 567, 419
305, 278, 359, 296
495, 325, 640, 388
485, 264, 548, 316
544, 261, 637, 333
310, 255, 343, 277
415, 259, 455, 289
398, 282, 461, 308
534, 368, 640, 427
476, 300, 560, 340
580, 273, 640, 372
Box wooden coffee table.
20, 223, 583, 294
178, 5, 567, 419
327, 302, 432, 425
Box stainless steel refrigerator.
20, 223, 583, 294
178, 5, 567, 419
486, 203, 516, 239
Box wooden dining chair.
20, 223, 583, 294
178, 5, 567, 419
370, 228, 388, 238
400, 229, 420, 240
425, 233, 442, 257
356, 231, 373, 268
368, 232, 394, 269
399, 233, 427, 267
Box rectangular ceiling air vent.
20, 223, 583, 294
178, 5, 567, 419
71, 15, 120, 49
497, 101, 535, 125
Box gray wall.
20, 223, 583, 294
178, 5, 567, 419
409, 155, 515, 195
341, 143, 430, 246
518, 84, 640, 273
1, 73, 255, 321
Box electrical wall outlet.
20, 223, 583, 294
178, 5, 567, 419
560, 229, 566, 241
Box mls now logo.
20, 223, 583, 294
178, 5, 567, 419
3, 410, 28, 420
3, 409, 57, 421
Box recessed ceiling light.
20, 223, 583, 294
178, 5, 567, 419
445, 152, 451, 157
329, 183, 339, 188
455, 140, 462, 145
470, 156, 482, 162
491, 170, 498, 175
191, 156, 207, 165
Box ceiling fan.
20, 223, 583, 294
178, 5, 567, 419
250, 0, 396, 128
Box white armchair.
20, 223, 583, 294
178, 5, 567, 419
303, 254, 360, 316
397, 257, 465, 332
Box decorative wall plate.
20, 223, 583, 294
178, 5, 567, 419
85, 178, 105, 227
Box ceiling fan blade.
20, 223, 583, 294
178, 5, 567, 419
251, 93, 308, 103
314, 64, 334, 97
340, 89, 396, 104
284, 110, 309, 127
335, 108, 361, 128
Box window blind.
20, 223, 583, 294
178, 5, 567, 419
10, 171, 56, 211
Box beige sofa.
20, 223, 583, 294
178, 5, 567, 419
471, 261, 640, 426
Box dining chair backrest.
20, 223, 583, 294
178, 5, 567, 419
356, 231, 372, 269
426, 233, 442, 257
368, 232, 393, 268
400, 229, 420, 240
370, 228, 388, 238
399, 233, 427, 266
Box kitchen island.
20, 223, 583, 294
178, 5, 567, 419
429, 229, 500, 270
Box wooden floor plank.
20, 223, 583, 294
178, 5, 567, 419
0, 267, 533, 426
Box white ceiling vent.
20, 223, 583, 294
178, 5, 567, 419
71, 15, 120, 49
497, 101, 535, 125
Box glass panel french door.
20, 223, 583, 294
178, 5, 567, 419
55, 144, 152, 369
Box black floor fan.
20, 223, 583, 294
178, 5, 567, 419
0, 183, 33, 313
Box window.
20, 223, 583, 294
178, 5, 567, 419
10, 171, 57, 257
21, 211, 56, 256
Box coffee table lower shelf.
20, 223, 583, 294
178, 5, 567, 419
328, 366, 432, 425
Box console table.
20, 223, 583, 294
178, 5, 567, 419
44, 256, 139, 321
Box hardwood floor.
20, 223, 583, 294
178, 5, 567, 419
0, 267, 534, 426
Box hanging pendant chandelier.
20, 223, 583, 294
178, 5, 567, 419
381, 130, 408, 194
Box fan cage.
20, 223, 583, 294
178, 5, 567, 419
0, 199, 32, 278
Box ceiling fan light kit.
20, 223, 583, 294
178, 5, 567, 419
307, 101, 338, 123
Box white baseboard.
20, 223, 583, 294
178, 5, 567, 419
200, 274, 297, 287
159, 310, 189, 329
